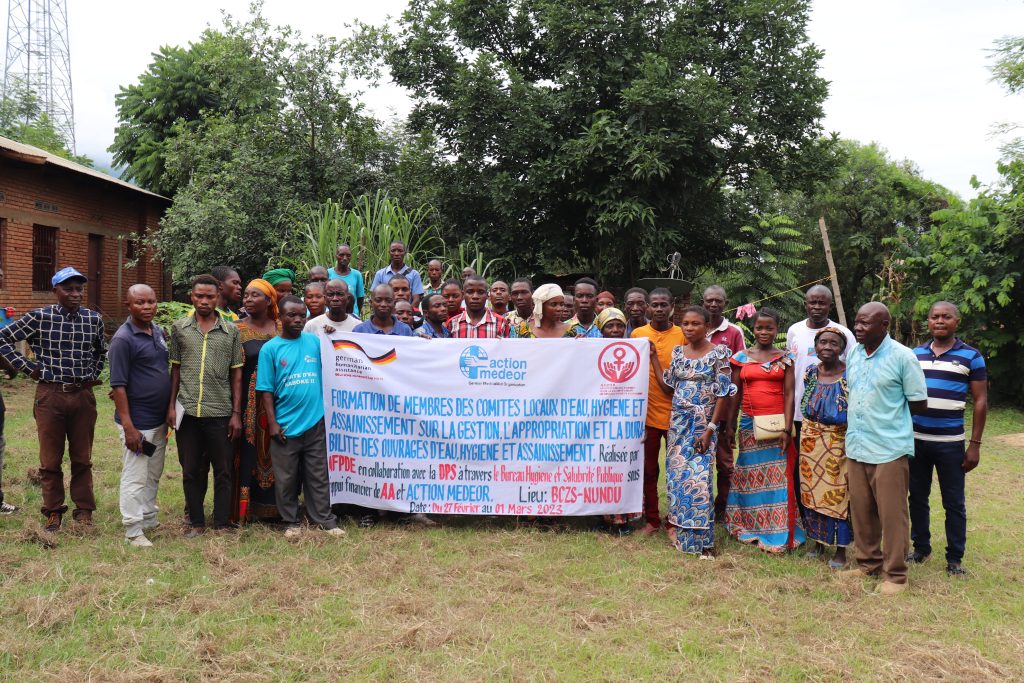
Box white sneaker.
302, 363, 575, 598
284, 526, 303, 539
321, 527, 347, 537
0, 501, 19, 515
127, 534, 153, 548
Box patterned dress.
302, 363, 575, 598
724, 351, 806, 552
232, 321, 279, 522
798, 365, 853, 546
507, 320, 574, 338
664, 344, 736, 554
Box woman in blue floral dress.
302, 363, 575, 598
650, 306, 736, 557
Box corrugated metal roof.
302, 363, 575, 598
0, 134, 169, 202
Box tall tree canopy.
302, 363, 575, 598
111, 10, 391, 283
0, 78, 92, 165
386, 0, 831, 284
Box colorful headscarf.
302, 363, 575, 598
262, 268, 296, 286
247, 278, 279, 320
815, 325, 848, 350
531, 283, 564, 325
596, 307, 627, 331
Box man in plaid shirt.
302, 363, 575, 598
0, 267, 107, 532
445, 275, 510, 338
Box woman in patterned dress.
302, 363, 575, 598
725, 308, 806, 552
650, 306, 736, 556
799, 327, 852, 569
231, 279, 280, 522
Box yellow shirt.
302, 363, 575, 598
631, 323, 684, 430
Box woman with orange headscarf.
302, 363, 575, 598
231, 279, 281, 522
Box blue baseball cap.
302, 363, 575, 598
52, 267, 87, 287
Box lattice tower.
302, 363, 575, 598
3, 0, 75, 151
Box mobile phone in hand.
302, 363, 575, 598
141, 439, 157, 457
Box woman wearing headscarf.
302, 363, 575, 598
595, 307, 642, 536
596, 291, 617, 314
508, 283, 573, 338
232, 279, 280, 522
262, 268, 297, 297
799, 327, 852, 569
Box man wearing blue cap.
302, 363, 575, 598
0, 267, 107, 532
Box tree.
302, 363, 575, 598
114, 8, 392, 284
385, 0, 831, 285
800, 140, 951, 311
0, 77, 92, 166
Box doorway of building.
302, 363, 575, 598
88, 234, 103, 311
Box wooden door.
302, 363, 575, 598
88, 234, 103, 311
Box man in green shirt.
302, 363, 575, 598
168, 274, 244, 536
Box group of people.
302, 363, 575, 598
0, 247, 989, 596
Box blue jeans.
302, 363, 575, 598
909, 439, 967, 564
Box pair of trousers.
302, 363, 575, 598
847, 456, 910, 584
909, 439, 967, 563
34, 383, 97, 516
176, 415, 233, 528
269, 419, 336, 528
118, 424, 167, 538
713, 421, 733, 516
0, 391, 6, 504
643, 426, 668, 528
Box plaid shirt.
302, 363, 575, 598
445, 309, 510, 339
0, 305, 107, 383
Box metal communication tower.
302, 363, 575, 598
3, 0, 76, 152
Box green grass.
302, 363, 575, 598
1, 377, 1022, 681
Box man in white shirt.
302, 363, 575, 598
786, 285, 856, 439
305, 279, 360, 336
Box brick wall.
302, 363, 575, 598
0, 157, 170, 325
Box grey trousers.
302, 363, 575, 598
269, 418, 336, 528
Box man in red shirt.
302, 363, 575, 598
701, 284, 745, 518
445, 276, 510, 338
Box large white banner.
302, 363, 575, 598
320, 333, 649, 516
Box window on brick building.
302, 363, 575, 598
32, 225, 58, 291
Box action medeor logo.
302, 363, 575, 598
598, 342, 640, 383
459, 345, 489, 379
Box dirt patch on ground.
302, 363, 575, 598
995, 433, 1024, 449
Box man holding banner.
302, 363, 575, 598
258, 296, 345, 539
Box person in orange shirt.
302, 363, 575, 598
630, 288, 685, 535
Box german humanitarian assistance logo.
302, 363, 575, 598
598, 342, 640, 383
332, 339, 397, 365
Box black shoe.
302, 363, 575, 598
358, 514, 376, 529
906, 550, 931, 564
184, 526, 205, 539
946, 562, 967, 576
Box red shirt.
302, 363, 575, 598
707, 318, 745, 355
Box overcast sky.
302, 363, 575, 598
35, 0, 1024, 197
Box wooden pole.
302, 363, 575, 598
817, 216, 847, 327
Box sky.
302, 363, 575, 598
20, 0, 1024, 197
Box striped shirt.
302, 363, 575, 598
912, 338, 986, 442
445, 309, 510, 339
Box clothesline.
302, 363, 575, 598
725, 275, 832, 316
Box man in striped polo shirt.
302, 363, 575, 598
908, 301, 988, 576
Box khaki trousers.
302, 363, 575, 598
847, 456, 910, 584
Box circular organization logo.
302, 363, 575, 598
598, 342, 641, 383
459, 345, 489, 379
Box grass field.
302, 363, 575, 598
0, 377, 1022, 682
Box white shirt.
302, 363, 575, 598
786, 318, 856, 421
304, 313, 360, 336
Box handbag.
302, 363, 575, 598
753, 413, 788, 442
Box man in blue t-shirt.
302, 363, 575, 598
908, 301, 988, 576
257, 296, 345, 538
370, 241, 424, 308
109, 284, 172, 547
327, 244, 366, 318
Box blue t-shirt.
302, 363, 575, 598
352, 316, 415, 336
846, 335, 928, 464
912, 338, 987, 442
326, 267, 366, 317
256, 333, 325, 438
370, 265, 425, 296
108, 319, 171, 430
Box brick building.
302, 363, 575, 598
0, 135, 170, 326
